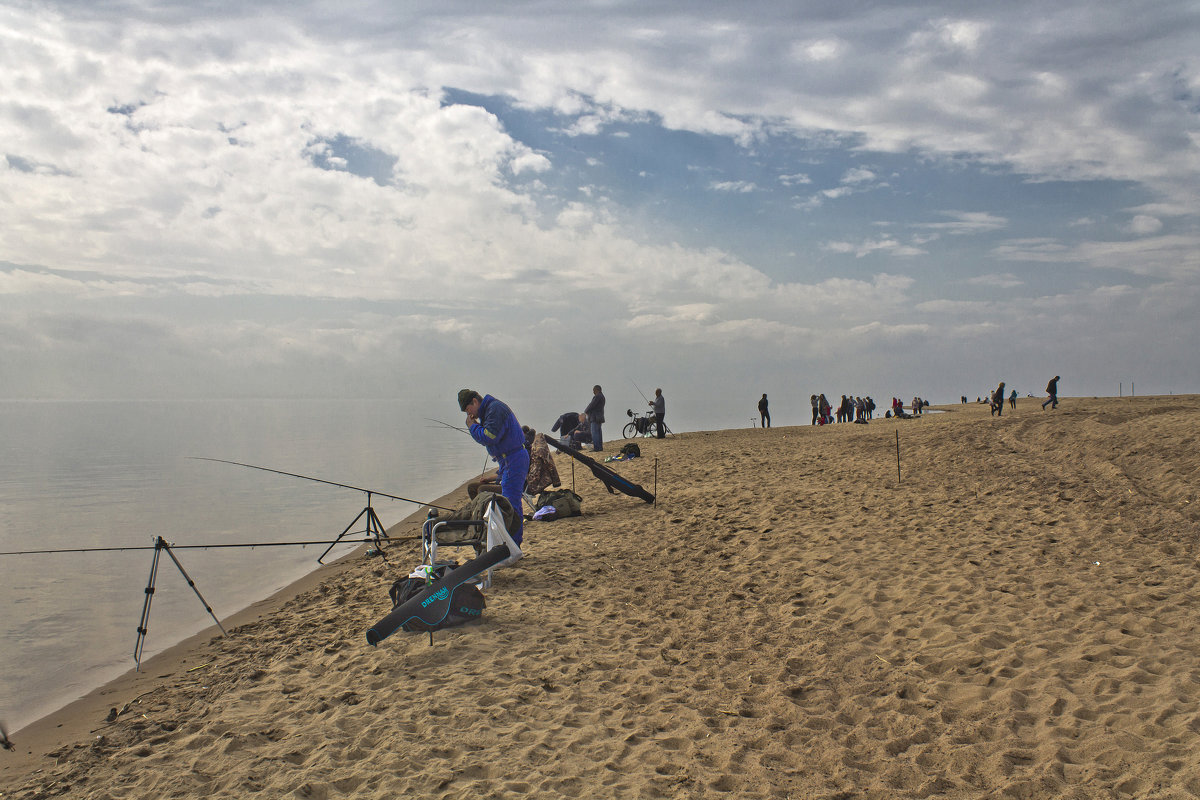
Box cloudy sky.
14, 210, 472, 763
2, 1, 1198, 429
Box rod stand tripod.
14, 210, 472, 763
134, 536, 227, 672
318, 491, 389, 564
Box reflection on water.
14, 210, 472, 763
0, 399, 481, 732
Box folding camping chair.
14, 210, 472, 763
421, 495, 521, 589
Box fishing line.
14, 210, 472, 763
0, 536, 420, 557
188, 457, 455, 512
630, 379, 650, 404
426, 419, 490, 477
425, 417, 469, 433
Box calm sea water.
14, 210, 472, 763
0, 399, 485, 733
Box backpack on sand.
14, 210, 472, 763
387, 564, 485, 633
533, 489, 583, 519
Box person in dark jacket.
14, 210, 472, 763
758, 394, 770, 428
650, 388, 666, 438
551, 411, 584, 446
459, 389, 529, 544
1042, 376, 1060, 410
583, 385, 606, 452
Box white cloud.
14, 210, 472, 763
991, 238, 1074, 262
966, 273, 1023, 289
793, 38, 843, 63
1, 1, 1198, 405
841, 167, 877, 184
933, 19, 986, 52
916, 211, 1008, 235
709, 180, 756, 193
1127, 214, 1163, 236
993, 233, 1200, 279
822, 238, 927, 258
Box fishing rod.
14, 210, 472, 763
630, 379, 650, 404
189, 457, 453, 510
191, 456, 455, 563
426, 417, 469, 433
426, 418, 492, 477
0, 536, 420, 557
3, 531, 407, 671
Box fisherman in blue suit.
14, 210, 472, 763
459, 389, 529, 544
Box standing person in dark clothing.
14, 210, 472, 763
990, 382, 1006, 417
1042, 376, 1060, 410
459, 389, 529, 544
584, 385, 606, 451
651, 388, 666, 438
810, 394, 819, 425
758, 393, 770, 428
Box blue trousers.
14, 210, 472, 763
498, 448, 529, 544
591, 421, 603, 451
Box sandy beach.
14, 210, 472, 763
4, 394, 1200, 799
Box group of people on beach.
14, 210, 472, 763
550, 385, 609, 452
769, 378, 1062, 428
760, 392, 944, 428
987, 375, 1061, 416
458, 384, 667, 543
551, 386, 667, 448
891, 397, 928, 418
806, 393, 877, 425
462, 374, 1061, 543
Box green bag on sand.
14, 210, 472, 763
446, 492, 520, 535
534, 489, 583, 519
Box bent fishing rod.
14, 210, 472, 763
191, 457, 456, 563
189, 457, 454, 511
426, 417, 468, 433
426, 418, 494, 477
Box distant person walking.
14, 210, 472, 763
990, 382, 1006, 417
1042, 376, 1060, 411
1009, 389, 1017, 410
584, 384, 606, 452
758, 394, 771, 428
810, 394, 819, 425
651, 388, 666, 438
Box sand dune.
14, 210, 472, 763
4, 395, 1200, 799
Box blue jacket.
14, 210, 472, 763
469, 395, 525, 461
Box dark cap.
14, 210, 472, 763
458, 389, 479, 411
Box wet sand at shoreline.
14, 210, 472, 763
5, 395, 1200, 799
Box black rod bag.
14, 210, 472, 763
365, 543, 511, 646
545, 437, 655, 503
